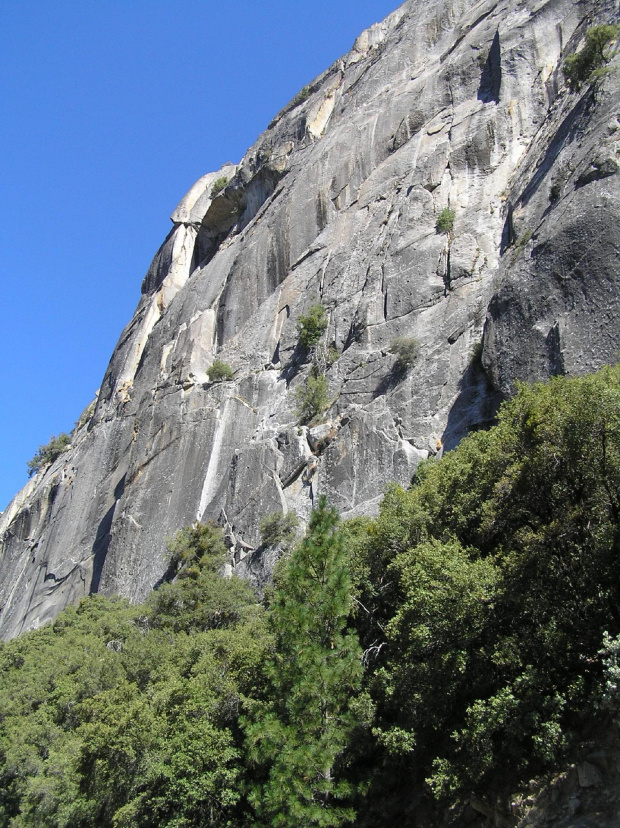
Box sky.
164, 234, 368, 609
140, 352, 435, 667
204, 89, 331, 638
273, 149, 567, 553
0, 0, 400, 511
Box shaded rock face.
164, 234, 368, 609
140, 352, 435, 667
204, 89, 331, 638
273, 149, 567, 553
2, 0, 619, 638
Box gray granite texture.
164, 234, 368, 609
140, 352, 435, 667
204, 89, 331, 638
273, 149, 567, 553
2, 0, 619, 638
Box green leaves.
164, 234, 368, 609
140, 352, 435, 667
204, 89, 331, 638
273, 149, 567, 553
7, 365, 620, 824
564, 24, 620, 90
0, 528, 269, 828
435, 207, 455, 234
207, 359, 234, 382
245, 497, 363, 827
26, 433, 71, 476
297, 303, 328, 350
357, 364, 620, 811
293, 371, 330, 423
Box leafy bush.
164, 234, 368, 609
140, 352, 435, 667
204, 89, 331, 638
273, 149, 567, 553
350, 363, 620, 816
293, 371, 329, 423
564, 24, 620, 90
297, 303, 328, 349
292, 85, 311, 107
390, 336, 419, 372
435, 207, 455, 234
150, 523, 257, 633
260, 511, 300, 546
211, 175, 229, 197
27, 432, 71, 476
9, 367, 620, 825
0, 525, 268, 828
208, 359, 234, 382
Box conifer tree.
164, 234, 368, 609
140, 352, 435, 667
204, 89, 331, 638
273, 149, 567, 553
245, 497, 362, 827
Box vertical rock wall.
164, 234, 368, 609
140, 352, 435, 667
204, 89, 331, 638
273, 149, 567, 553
1, 0, 619, 638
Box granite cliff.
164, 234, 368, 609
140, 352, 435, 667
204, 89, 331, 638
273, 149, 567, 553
1, 0, 619, 639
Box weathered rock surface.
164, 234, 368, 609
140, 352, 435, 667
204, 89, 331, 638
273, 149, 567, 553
1, 0, 619, 639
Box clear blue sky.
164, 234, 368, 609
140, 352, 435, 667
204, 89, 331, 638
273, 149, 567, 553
0, 0, 399, 510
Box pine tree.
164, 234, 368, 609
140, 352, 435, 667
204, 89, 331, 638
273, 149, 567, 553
245, 497, 362, 827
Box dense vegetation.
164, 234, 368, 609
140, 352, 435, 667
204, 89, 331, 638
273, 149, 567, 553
293, 370, 330, 423
208, 360, 235, 383
5, 364, 620, 826
26, 433, 71, 476
297, 303, 328, 350
564, 24, 619, 90
389, 337, 419, 373
435, 208, 455, 234
211, 176, 229, 197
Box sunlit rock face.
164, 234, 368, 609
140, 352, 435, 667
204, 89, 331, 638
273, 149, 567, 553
2, 0, 619, 638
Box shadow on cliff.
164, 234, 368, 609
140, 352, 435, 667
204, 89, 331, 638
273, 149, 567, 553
477, 30, 501, 103
500, 92, 594, 255
90, 474, 126, 594
441, 356, 503, 452
372, 363, 408, 399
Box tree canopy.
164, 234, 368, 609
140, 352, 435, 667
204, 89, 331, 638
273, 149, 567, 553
5, 365, 620, 825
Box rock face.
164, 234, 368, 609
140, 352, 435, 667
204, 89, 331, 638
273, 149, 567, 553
1, 0, 619, 639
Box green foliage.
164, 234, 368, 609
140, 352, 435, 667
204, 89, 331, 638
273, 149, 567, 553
208, 359, 234, 382
245, 497, 363, 827
564, 24, 620, 90
293, 371, 330, 423
26, 433, 71, 476
297, 303, 328, 349
149, 523, 258, 634
0, 528, 268, 828
10, 366, 620, 825
389, 336, 419, 373
260, 511, 300, 546
435, 207, 455, 234
351, 364, 620, 813
292, 85, 311, 107
211, 175, 229, 197
511, 228, 532, 261
600, 631, 620, 713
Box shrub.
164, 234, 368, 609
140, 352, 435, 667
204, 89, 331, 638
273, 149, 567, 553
390, 337, 419, 372
293, 371, 329, 423
27, 433, 71, 476
297, 303, 328, 350
312, 343, 340, 374
292, 85, 311, 107
511, 228, 532, 261
211, 175, 229, 197
564, 24, 620, 90
435, 208, 455, 234
208, 359, 234, 382
260, 512, 300, 546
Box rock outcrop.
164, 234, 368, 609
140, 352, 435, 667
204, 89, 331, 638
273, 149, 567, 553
1, 0, 619, 639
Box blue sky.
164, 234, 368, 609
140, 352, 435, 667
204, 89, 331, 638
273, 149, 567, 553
0, 0, 399, 510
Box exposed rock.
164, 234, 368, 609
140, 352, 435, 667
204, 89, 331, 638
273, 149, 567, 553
2, 0, 620, 639
577, 762, 603, 789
